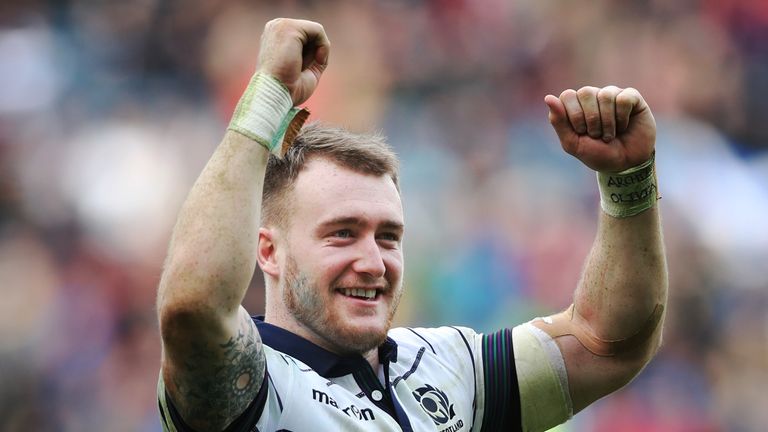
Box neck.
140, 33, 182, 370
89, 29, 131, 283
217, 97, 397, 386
362, 348, 380, 371
264, 311, 381, 370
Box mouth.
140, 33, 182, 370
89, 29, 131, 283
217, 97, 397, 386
336, 287, 383, 301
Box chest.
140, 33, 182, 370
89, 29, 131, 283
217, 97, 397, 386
260, 350, 475, 432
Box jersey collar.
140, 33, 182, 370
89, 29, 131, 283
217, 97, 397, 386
252, 316, 398, 378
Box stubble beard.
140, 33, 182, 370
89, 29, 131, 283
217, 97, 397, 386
282, 255, 402, 355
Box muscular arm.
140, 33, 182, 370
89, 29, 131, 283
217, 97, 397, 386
563, 205, 667, 411
157, 131, 270, 430
156, 18, 329, 431
539, 86, 668, 413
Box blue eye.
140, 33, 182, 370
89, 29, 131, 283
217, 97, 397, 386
379, 233, 400, 242
335, 229, 352, 238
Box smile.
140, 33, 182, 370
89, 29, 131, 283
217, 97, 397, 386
338, 288, 379, 300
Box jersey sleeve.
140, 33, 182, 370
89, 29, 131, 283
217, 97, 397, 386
475, 327, 522, 431
393, 325, 523, 431
460, 324, 572, 432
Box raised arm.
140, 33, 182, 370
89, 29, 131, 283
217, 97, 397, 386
531, 86, 668, 420
156, 18, 329, 431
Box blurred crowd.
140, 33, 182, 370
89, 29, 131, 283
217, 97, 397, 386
1, 1, 766, 431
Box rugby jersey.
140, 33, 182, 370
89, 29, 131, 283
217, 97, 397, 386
158, 316, 521, 431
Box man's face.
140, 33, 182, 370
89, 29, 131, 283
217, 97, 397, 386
277, 157, 404, 354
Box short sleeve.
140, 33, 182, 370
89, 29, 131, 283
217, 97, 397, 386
478, 328, 522, 431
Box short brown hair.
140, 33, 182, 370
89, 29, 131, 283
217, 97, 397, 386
261, 122, 400, 227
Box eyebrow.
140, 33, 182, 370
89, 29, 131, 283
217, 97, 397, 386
317, 216, 404, 232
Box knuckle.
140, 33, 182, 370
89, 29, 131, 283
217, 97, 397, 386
616, 91, 635, 105
577, 86, 598, 98
270, 18, 292, 31
597, 87, 619, 102
620, 87, 640, 99
559, 89, 577, 99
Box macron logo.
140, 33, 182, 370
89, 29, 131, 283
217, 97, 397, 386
312, 389, 376, 421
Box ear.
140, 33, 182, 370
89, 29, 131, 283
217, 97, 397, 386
257, 227, 280, 277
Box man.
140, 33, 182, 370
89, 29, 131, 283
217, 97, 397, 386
157, 18, 667, 432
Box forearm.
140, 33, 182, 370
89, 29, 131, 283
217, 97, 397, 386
159, 131, 268, 319
575, 206, 667, 346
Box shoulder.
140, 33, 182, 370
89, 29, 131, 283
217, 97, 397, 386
260, 345, 309, 384
389, 325, 481, 355
389, 325, 480, 342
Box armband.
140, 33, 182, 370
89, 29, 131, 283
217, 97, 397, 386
597, 153, 659, 218
228, 72, 309, 157
513, 324, 573, 431
532, 303, 664, 357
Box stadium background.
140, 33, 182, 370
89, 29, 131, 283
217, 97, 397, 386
1, 1, 766, 430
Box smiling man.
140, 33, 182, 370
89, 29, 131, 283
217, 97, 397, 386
261, 134, 405, 360
156, 18, 668, 432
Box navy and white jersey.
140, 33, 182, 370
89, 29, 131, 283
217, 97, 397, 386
159, 317, 521, 431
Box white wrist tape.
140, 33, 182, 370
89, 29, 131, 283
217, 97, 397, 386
228, 73, 309, 156
597, 153, 659, 218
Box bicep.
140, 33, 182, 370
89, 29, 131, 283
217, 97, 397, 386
530, 311, 659, 414
161, 307, 266, 431
548, 331, 627, 413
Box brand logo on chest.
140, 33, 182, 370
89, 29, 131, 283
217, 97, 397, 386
412, 384, 456, 425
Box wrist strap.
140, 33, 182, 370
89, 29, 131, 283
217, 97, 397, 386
597, 153, 659, 218
227, 73, 309, 157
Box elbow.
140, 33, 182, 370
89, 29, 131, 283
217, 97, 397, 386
158, 248, 248, 313
158, 295, 215, 344
642, 325, 664, 367
617, 326, 665, 386
158, 297, 240, 361
157, 275, 233, 346
157, 250, 235, 322
634, 310, 666, 368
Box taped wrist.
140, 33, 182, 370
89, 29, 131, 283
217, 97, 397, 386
228, 72, 309, 157
597, 153, 659, 218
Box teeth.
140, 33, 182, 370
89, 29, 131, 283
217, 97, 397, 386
342, 288, 376, 299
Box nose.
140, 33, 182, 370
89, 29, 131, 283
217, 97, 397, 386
351, 235, 386, 279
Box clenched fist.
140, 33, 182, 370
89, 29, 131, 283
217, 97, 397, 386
545, 86, 656, 172
257, 18, 331, 105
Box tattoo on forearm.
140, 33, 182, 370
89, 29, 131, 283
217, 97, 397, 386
173, 317, 265, 430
